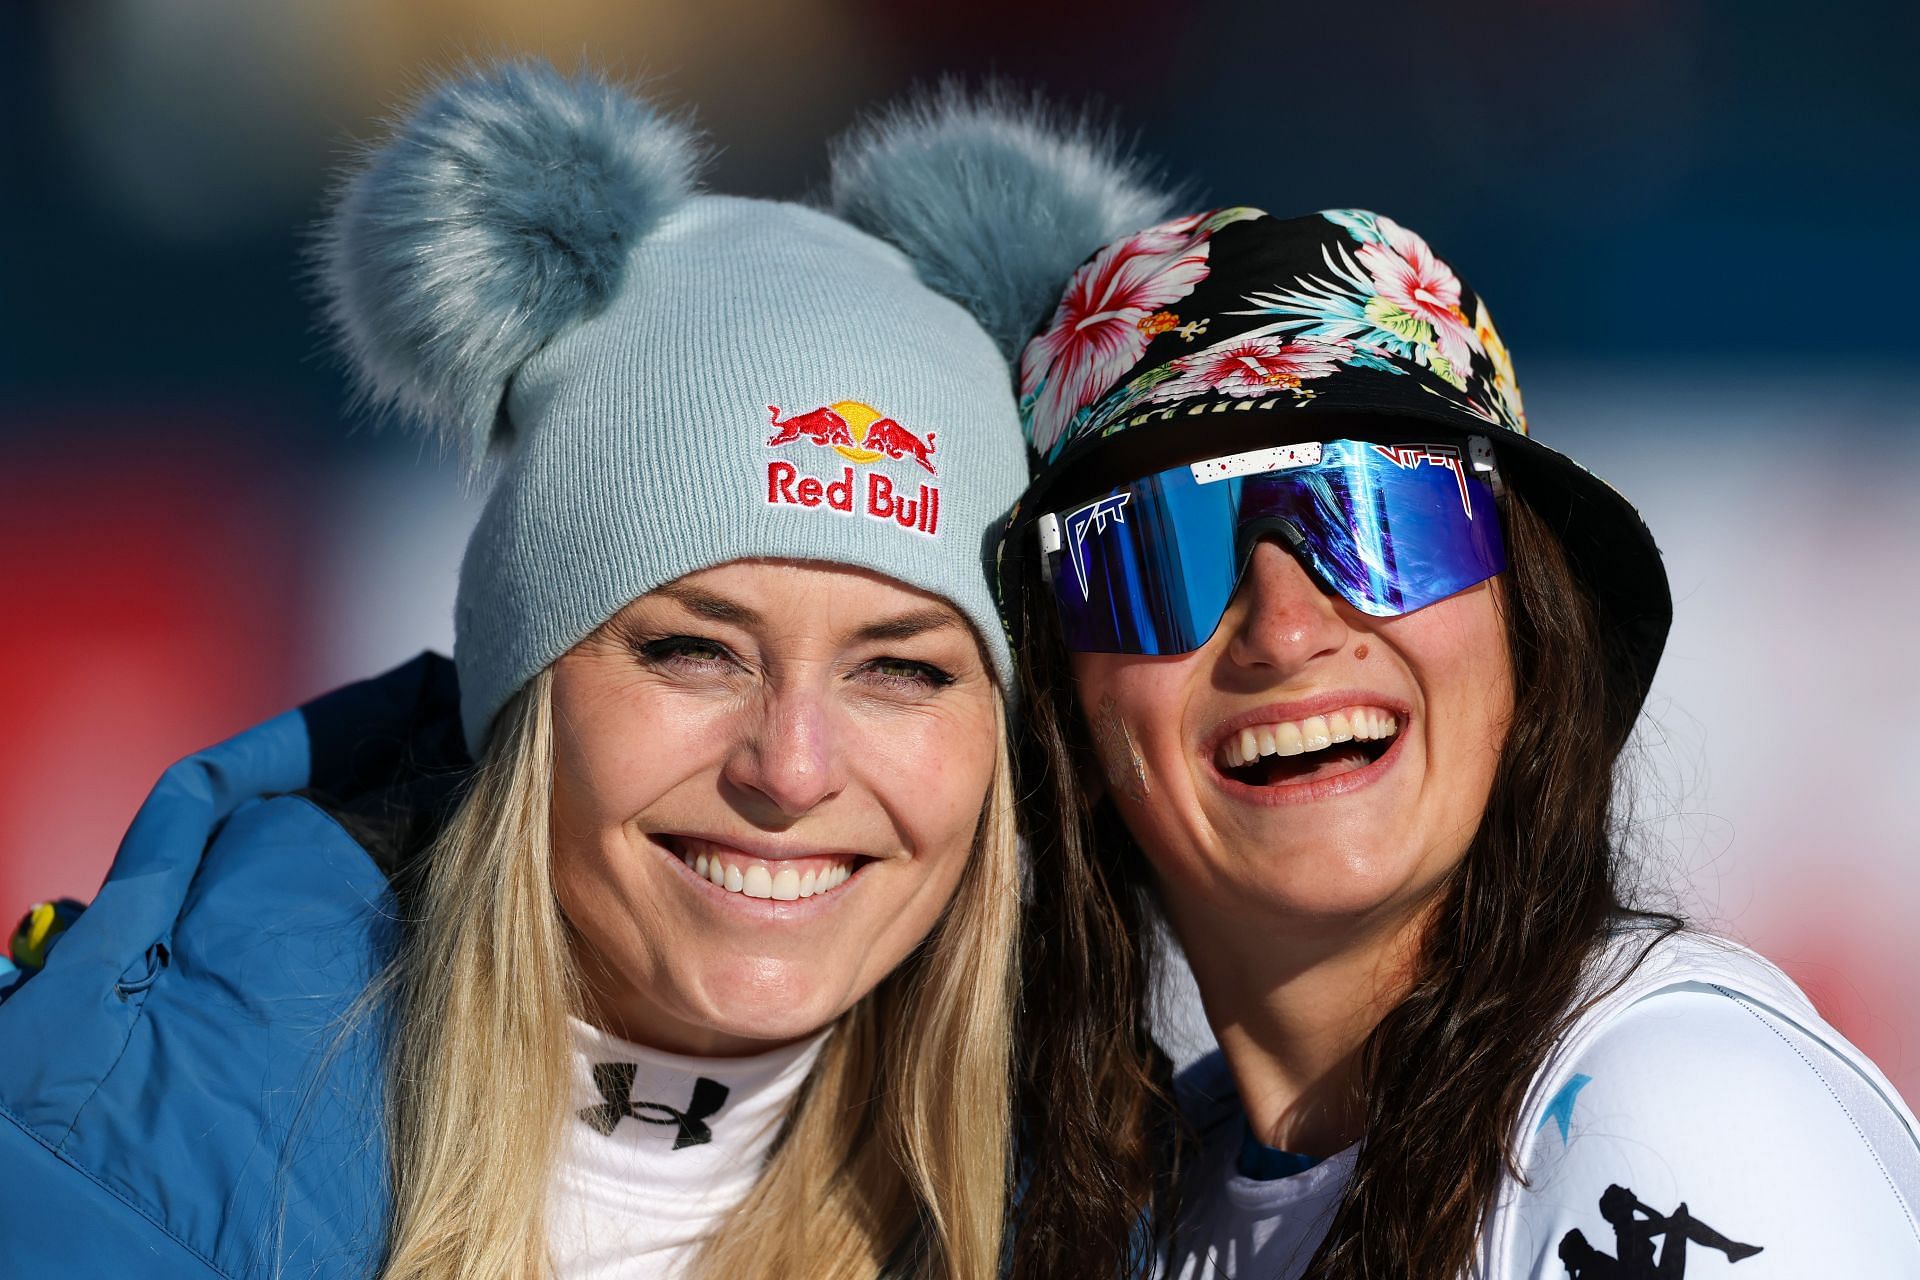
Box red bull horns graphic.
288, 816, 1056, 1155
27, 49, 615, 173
765, 401, 941, 536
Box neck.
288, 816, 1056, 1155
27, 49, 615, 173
1165, 887, 1436, 1159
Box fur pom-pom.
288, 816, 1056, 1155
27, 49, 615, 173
320, 60, 707, 463
829, 84, 1181, 361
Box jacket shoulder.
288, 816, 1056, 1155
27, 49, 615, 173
1487, 982, 1920, 1276
0, 792, 397, 1276
0, 655, 463, 1275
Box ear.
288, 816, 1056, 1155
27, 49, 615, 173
827, 81, 1183, 362
317, 59, 708, 467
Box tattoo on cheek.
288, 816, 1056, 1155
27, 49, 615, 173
1090, 694, 1150, 802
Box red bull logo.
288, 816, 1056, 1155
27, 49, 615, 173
767, 401, 937, 474
764, 400, 941, 536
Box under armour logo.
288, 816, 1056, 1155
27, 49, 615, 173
578, 1063, 731, 1149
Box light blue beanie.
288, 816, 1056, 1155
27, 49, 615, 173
319, 63, 1045, 751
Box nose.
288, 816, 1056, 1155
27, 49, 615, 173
1219, 539, 1350, 674
719, 685, 849, 822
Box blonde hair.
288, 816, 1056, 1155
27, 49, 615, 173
379, 666, 1017, 1280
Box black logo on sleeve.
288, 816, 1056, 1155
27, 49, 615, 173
578, 1063, 731, 1149
1559, 1183, 1763, 1277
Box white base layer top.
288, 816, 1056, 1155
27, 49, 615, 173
547, 1016, 829, 1279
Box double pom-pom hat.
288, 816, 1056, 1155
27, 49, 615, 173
319, 65, 1171, 749
321, 61, 1666, 744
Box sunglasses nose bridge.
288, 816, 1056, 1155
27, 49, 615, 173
1234, 514, 1309, 575
1234, 513, 1354, 607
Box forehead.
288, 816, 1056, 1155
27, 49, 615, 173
618, 559, 972, 638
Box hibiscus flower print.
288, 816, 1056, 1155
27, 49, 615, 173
1353, 214, 1481, 378
1020, 207, 1262, 459
1150, 334, 1352, 402
1227, 210, 1508, 404
1018, 215, 1210, 459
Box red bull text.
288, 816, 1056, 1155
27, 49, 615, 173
764, 401, 941, 536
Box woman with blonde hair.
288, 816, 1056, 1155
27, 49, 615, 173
0, 62, 1037, 1279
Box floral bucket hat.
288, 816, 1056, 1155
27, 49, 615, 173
1004, 207, 1672, 706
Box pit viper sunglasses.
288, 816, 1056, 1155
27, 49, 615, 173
1036, 437, 1507, 655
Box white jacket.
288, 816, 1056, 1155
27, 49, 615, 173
1163, 929, 1920, 1278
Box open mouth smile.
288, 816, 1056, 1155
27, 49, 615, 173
1208, 702, 1406, 798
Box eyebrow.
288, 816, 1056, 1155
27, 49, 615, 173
654, 583, 764, 627
851, 608, 963, 644
649, 586, 959, 645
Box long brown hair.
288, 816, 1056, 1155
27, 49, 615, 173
1006, 486, 1675, 1280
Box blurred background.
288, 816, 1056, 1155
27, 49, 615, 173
3, 1, 1915, 1095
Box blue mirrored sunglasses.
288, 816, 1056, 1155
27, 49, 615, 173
1036, 437, 1507, 655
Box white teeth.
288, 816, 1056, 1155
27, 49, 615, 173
675, 843, 858, 901
744, 865, 774, 899
1217, 706, 1401, 771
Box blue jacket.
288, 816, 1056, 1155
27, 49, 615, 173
0, 655, 468, 1277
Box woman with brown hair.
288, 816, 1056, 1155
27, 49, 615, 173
833, 102, 1920, 1276
994, 207, 1920, 1277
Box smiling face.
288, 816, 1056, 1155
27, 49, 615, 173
548, 559, 1000, 1057
1069, 536, 1513, 943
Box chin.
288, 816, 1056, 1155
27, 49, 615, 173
675, 956, 855, 1046
1159, 828, 1429, 926
1250, 853, 1449, 927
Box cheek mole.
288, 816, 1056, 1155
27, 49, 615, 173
1354, 643, 1370, 661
